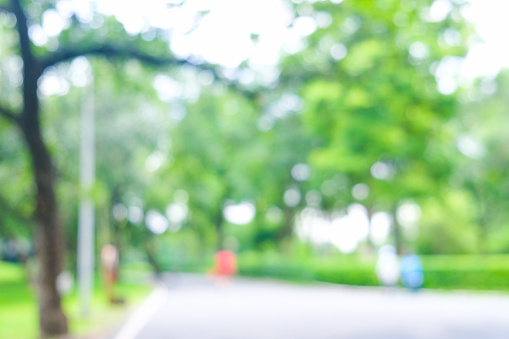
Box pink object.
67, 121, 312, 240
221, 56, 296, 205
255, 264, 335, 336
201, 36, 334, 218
214, 250, 237, 276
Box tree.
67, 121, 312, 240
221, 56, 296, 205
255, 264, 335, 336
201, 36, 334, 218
276, 0, 471, 254
452, 71, 509, 253
0, 0, 246, 336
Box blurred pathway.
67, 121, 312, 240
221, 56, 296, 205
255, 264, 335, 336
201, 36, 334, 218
113, 274, 509, 339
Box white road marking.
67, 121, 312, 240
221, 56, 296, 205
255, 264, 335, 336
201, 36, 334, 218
113, 286, 168, 339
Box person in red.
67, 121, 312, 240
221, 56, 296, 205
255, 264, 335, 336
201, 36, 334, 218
209, 249, 237, 287
214, 249, 237, 276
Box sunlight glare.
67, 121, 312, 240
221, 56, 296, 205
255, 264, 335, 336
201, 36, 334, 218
223, 201, 256, 225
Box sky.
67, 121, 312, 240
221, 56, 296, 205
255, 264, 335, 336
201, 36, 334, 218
461, 0, 509, 78
41, 0, 509, 78
94, 0, 509, 79
92, 0, 295, 68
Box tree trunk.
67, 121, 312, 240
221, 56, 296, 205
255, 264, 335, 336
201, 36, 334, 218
143, 236, 163, 277
276, 207, 294, 254
392, 206, 402, 255
365, 206, 376, 256
21, 120, 68, 337
11, 0, 69, 333
215, 210, 224, 251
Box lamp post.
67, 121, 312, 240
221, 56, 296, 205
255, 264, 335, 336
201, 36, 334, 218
77, 72, 95, 316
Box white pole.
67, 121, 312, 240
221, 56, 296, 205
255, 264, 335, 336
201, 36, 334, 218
77, 74, 95, 316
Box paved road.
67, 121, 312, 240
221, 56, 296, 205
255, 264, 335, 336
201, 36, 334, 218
114, 274, 509, 339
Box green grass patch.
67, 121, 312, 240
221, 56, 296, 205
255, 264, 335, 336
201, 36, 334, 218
0, 261, 152, 339
63, 280, 152, 338
0, 262, 38, 339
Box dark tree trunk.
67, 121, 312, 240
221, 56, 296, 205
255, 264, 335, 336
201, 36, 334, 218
144, 246, 163, 277
143, 235, 163, 277
11, 0, 69, 333
21, 120, 68, 337
276, 207, 294, 253
283, 208, 294, 240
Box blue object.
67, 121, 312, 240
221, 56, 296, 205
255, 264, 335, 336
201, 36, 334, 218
400, 255, 424, 291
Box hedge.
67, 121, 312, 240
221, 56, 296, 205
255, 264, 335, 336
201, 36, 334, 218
237, 253, 509, 291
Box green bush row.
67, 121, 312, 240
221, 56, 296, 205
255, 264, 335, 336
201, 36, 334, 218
420, 255, 509, 290
237, 253, 509, 291
237, 253, 378, 286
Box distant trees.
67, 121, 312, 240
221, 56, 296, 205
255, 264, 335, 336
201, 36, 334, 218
277, 0, 471, 254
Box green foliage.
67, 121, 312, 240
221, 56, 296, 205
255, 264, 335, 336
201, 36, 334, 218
0, 120, 33, 237
238, 252, 316, 282
451, 70, 509, 252
2, 0, 508, 303
421, 255, 509, 290
236, 252, 509, 291
238, 252, 378, 286
417, 190, 479, 254
276, 0, 476, 254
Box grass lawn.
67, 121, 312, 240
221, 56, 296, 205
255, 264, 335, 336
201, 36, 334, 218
0, 261, 152, 339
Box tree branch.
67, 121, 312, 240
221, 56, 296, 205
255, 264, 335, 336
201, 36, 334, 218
11, 0, 43, 119
0, 0, 14, 13
11, 0, 36, 67
0, 104, 20, 125
42, 44, 260, 101
42, 44, 189, 70
0, 4, 12, 12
